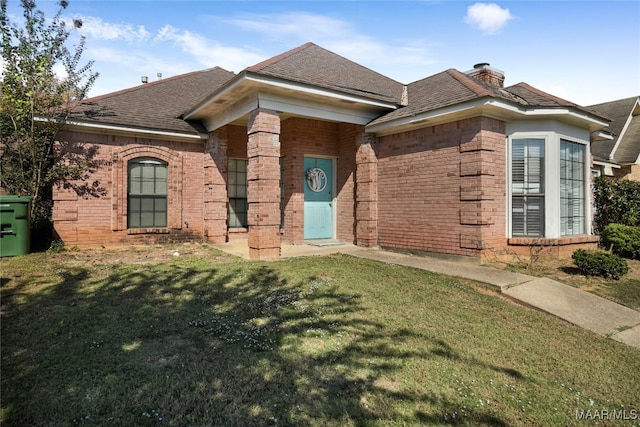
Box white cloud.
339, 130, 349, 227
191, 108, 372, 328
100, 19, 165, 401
77, 16, 151, 42
153, 25, 264, 72
227, 12, 438, 79
230, 12, 352, 42
464, 3, 514, 35
75, 11, 442, 96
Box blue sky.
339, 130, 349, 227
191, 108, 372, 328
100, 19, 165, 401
5, 0, 640, 105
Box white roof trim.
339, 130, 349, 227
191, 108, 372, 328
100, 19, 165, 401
257, 92, 382, 125
60, 118, 208, 141
183, 74, 250, 120
593, 159, 621, 168
202, 96, 259, 131
244, 73, 398, 109
608, 97, 640, 161
184, 72, 398, 121
366, 98, 609, 135
366, 98, 488, 134
591, 130, 614, 140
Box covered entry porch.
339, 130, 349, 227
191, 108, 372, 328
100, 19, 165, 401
200, 109, 380, 260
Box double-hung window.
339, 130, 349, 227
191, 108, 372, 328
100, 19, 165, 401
128, 158, 168, 228
511, 139, 545, 237
228, 159, 248, 228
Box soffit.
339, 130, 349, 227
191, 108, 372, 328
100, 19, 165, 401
185, 72, 397, 130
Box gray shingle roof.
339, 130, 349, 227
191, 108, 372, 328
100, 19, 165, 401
70, 67, 235, 136
615, 113, 640, 163
589, 96, 640, 163
247, 42, 404, 104
67, 43, 609, 139
369, 69, 608, 126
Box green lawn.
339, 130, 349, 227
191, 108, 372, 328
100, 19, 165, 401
1, 245, 639, 426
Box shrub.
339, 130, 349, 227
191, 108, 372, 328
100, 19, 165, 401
593, 176, 640, 232
600, 224, 640, 260
572, 249, 629, 280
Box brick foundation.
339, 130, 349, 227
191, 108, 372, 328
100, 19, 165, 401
505, 235, 599, 258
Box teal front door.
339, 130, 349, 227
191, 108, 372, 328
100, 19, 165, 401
304, 157, 333, 239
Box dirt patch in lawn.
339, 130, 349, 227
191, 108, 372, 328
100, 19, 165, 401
46, 243, 238, 268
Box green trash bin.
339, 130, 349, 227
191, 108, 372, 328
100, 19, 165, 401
0, 196, 32, 257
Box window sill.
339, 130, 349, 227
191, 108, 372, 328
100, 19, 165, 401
127, 228, 170, 235
228, 227, 248, 233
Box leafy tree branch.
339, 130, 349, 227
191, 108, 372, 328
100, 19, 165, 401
1, 0, 100, 228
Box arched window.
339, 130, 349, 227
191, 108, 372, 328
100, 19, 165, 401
128, 158, 168, 228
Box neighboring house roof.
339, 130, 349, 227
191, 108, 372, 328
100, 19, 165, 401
245, 42, 405, 105
68, 67, 235, 137
589, 96, 640, 164
368, 68, 607, 127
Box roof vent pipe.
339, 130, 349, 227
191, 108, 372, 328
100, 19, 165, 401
157, 73, 162, 80
141, 76, 148, 84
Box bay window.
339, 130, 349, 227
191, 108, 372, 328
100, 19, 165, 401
509, 132, 589, 238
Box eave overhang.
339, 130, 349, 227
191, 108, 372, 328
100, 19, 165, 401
56, 118, 208, 143
592, 158, 621, 169
183, 71, 398, 131
366, 98, 610, 137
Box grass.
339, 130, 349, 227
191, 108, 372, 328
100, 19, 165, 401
1, 244, 639, 426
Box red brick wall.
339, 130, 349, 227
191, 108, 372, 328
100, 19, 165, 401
615, 163, 640, 181
377, 117, 508, 257
53, 130, 206, 248
279, 117, 358, 244
337, 123, 359, 243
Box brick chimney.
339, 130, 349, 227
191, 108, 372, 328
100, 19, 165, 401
466, 63, 505, 88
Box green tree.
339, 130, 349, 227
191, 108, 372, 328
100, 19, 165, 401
1, 0, 99, 237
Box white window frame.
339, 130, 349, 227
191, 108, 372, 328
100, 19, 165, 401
507, 131, 591, 239
560, 139, 587, 236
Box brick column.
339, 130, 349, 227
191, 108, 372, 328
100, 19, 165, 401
458, 117, 506, 254
355, 132, 378, 247
204, 128, 228, 243
247, 108, 281, 259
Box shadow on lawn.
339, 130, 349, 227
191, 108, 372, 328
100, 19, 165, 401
1, 259, 513, 426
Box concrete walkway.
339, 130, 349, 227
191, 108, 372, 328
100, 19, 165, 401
210, 242, 640, 350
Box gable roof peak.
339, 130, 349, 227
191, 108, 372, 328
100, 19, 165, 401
244, 42, 405, 104
247, 42, 316, 73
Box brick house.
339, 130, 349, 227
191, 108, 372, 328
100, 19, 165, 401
54, 42, 609, 259
589, 96, 640, 180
